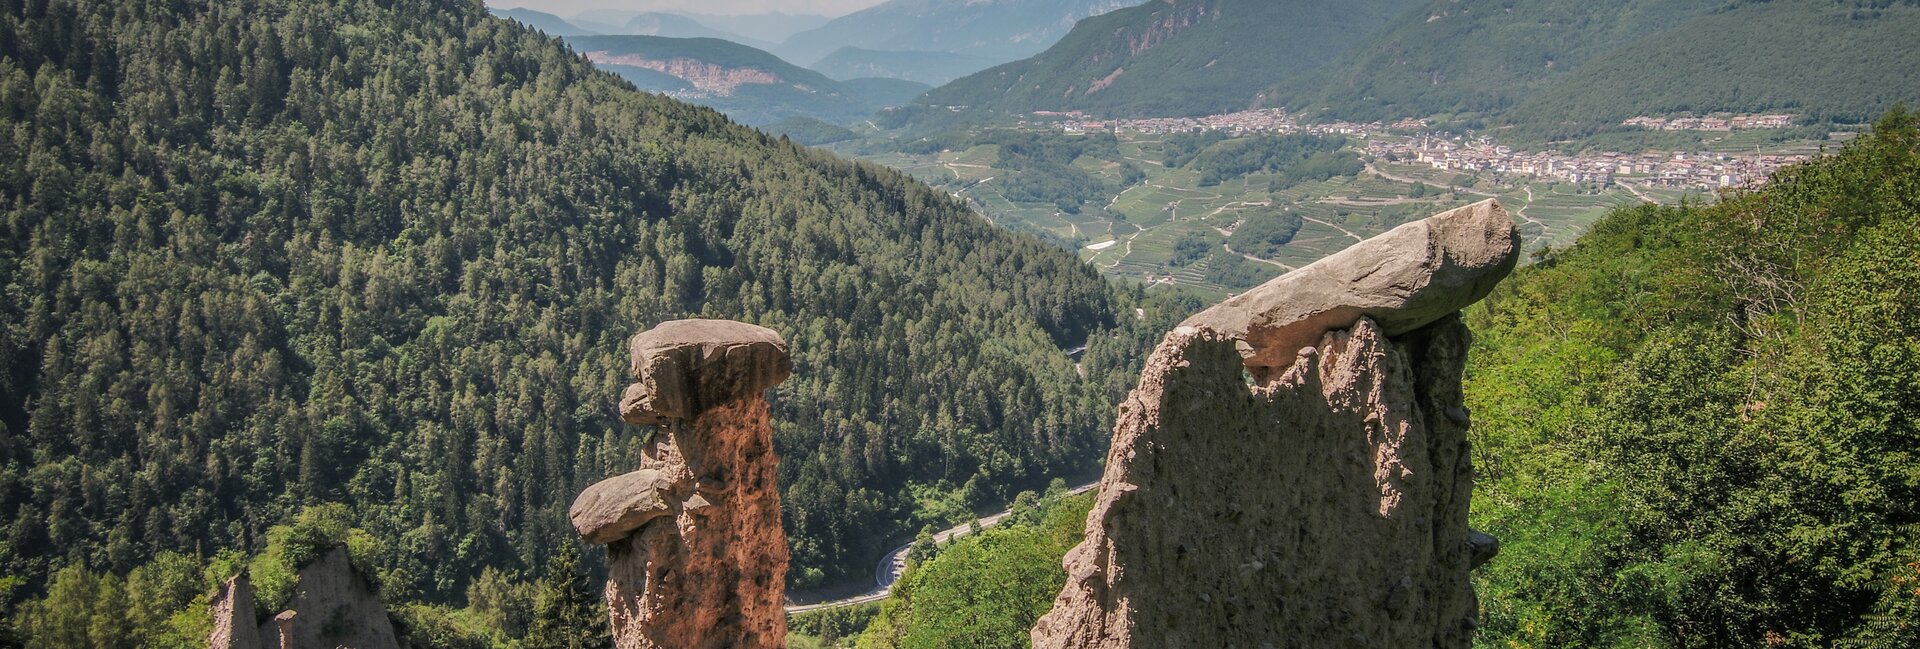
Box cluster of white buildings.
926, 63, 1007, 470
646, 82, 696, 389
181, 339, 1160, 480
1041, 108, 1300, 135
1043, 110, 1439, 139
1370, 135, 1813, 190
1023, 107, 1816, 191
1621, 114, 1796, 131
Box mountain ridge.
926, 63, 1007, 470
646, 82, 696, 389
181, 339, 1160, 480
777, 0, 1138, 67
566, 35, 898, 126
916, 0, 1920, 129
921, 0, 1419, 117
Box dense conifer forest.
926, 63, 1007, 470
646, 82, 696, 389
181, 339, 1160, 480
0, 0, 1168, 642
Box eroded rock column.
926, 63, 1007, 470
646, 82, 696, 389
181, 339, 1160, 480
1032, 200, 1518, 648
207, 572, 260, 649
570, 319, 793, 649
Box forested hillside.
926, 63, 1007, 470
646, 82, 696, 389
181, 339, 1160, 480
490, 7, 597, 37
1277, 0, 1723, 122
920, 0, 1417, 117
1464, 109, 1920, 647
1503, 0, 1920, 130
0, 0, 1141, 631
915, 0, 1920, 130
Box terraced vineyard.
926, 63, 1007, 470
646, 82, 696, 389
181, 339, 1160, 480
836, 130, 1733, 298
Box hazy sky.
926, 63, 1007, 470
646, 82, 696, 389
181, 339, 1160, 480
485, 0, 889, 18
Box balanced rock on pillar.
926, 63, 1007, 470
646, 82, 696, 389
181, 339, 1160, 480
1031, 200, 1518, 648
1183, 198, 1518, 381
570, 319, 793, 649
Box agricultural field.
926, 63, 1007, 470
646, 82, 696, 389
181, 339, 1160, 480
832, 128, 1777, 298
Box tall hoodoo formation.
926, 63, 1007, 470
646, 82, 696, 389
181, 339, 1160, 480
570, 319, 794, 649
1032, 200, 1518, 648
208, 573, 260, 649
205, 547, 400, 649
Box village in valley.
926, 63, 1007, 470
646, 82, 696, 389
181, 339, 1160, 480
1038, 107, 1824, 191
846, 105, 1842, 297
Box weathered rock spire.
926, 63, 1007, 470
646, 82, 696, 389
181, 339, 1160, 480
1031, 200, 1517, 648
570, 319, 793, 649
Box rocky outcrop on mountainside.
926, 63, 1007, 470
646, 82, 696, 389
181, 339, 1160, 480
581, 53, 784, 95
206, 547, 399, 649
208, 573, 261, 649
571, 319, 794, 649
1031, 199, 1517, 648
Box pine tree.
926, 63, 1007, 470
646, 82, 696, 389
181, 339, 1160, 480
524, 543, 610, 649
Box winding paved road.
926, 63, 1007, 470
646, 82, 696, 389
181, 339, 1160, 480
784, 481, 1100, 614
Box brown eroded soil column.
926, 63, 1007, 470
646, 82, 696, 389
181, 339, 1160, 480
572, 319, 792, 649
1032, 201, 1517, 648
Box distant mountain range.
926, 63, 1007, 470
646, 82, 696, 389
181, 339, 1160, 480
491, 7, 598, 37
497, 2, 1141, 94
565, 35, 929, 127
775, 0, 1139, 67
621, 12, 773, 49
681, 12, 834, 45
919, 0, 1920, 128
812, 47, 998, 86
494, 7, 831, 48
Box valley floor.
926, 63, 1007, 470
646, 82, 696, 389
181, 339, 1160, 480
838, 128, 1823, 298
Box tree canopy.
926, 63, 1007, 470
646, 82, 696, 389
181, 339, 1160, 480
0, 0, 1144, 632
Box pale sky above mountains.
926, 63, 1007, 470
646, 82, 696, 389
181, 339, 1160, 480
486, 0, 887, 17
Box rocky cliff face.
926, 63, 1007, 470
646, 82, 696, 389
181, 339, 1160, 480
206, 547, 399, 649
271, 547, 401, 649
208, 573, 261, 649
581, 53, 784, 96
1031, 200, 1516, 648
571, 319, 793, 649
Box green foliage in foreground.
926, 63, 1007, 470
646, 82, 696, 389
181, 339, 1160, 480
1466, 109, 1920, 648
9, 553, 208, 649
6, 503, 603, 648
790, 602, 882, 649
856, 487, 1094, 649
10, 503, 389, 649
